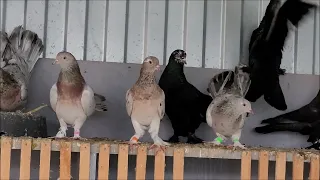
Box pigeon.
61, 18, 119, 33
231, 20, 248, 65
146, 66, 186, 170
206, 65, 253, 149
158, 49, 212, 144
255, 90, 320, 148
50, 51, 107, 138
241, 0, 317, 111
0, 25, 46, 113
126, 56, 169, 153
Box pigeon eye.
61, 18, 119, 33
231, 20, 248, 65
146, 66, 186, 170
149, 61, 152, 64
63, 57, 66, 60
243, 103, 246, 106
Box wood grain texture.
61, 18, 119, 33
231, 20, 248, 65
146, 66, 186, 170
309, 155, 319, 180
293, 153, 304, 180
275, 152, 286, 180
173, 148, 184, 180
154, 150, 165, 180
39, 140, 52, 180
19, 139, 32, 180
258, 151, 269, 180
241, 151, 251, 180
135, 146, 147, 180
98, 144, 110, 180
117, 144, 129, 180
1, 137, 12, 180
79, 143, 91, 180
59, 141, 71, 180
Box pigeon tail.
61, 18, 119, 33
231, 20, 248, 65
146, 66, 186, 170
8, 25, 44, 74
263, 79, 287, 111
94, 93, 108, 112
207, 70, 234, 98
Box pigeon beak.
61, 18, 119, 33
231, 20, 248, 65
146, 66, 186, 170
249, 109, 254, 114
155, 65, 160, 71
52, 59, 59, 65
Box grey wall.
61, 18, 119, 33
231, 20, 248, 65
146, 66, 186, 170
7, 58, 320, 179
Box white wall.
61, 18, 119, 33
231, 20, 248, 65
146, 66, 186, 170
0, 0, 319, 74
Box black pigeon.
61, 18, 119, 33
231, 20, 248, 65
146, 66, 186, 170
242, 0, 317, 111
255, 90, 320, 148
158, 49, 212, 144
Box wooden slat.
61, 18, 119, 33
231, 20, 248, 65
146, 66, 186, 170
98, 144, 110, 180
309, 155, 319, 180
275, 152, 286, 180
60, 141, 71, 180
241, 151, 251, 180
1, 137, 12, 180
19, 139, 32, 180
135, 146, 147, 180
293, 153, 304, 180
154, 150, 165, 180
117, 144, 128, 180
173, 148, 184, 180
258, 151, 269, 180
79, 143, 90, 180
39, 140, 52, 180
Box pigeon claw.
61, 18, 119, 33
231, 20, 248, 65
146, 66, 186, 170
128, 135, 140, 151
149, 144, 167, 155
232, 141, 247, 150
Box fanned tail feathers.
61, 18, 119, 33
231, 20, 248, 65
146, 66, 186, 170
94, 93, 108, 111
207, 65, 251, 98
234, 66, 251, 97
9, 25, 44, 73
207, 70, 234, 98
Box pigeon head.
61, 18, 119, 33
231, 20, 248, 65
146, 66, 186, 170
54, 51, 78, 69
142, 56, 160, 73
170, 49, 187, 64
236, 98, 253, 115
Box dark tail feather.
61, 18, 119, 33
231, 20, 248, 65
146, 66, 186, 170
255, 122, 312, 134
244, 79, 264, 102
264, 80, 287, 111
285, 0, 318, 26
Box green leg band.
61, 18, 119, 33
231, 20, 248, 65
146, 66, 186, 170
215, 137, 223, 143
233, 138, 239, 143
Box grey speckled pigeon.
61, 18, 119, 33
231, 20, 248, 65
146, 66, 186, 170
126, 56, 170, 153
206, 65, 253, 149
50, 51, 107, 138
0, 25, 44, 112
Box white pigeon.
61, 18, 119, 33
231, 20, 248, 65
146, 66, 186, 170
126, 56, 170, 153
50, 51, 107, 138
0, 26, 45, 112
206, 65, 253, 149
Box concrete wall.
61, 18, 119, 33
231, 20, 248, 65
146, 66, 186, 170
0, 0, 319, 74
6, 58, 318, 179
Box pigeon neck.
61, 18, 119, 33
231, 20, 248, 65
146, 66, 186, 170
58, 65, 85, 85
137, 71, 156, 85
